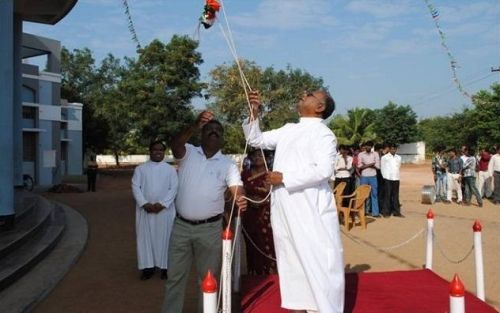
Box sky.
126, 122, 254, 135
23, 0, 500, 119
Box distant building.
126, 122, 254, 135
22, 33, 83, 186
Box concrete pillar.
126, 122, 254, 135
0, 0, 16, 223
13, 14, 23, 187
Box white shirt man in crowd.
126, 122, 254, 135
380, 144, 403, 217
131, 141, 178, 280
488, 146, 500, 205
243, 89, 344, 313
162, 112, 247, 313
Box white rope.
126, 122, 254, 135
211, 2, 280, 310
341, 228, 425, 251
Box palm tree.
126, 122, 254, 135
328, 108, 378, 145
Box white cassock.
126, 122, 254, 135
243, 117, 345, 313
132, 160, 178, 270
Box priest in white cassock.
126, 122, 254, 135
132, 141, 178, 280
242, 89, 345, 313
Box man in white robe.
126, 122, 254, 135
242, 90, 345, 313
132, 141, 178, 280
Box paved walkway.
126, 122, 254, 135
34, 170, 201, 313
33, 165, 500, 312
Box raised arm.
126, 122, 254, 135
171, 111, 214, 159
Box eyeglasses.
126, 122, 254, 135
303, 91, 325, 104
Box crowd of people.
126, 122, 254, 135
330, 141, 403, 218
131, 89, 345, 313
127, 86, 500, 313
432, 145, 500, 206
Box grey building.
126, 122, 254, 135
22, 33, 83, 186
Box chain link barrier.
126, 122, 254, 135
341, 228, 475, 265
241, 225, 277, 262
432, 230, 475, 264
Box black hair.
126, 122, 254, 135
322, 92, 336, 119
149, 140, 166, 151
364, 141, 374, 147
202, 120, 224, 133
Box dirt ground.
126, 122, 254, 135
33, 162, 500, 312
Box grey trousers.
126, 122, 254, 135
494, 171, 500, 202
162, 217, 222, 313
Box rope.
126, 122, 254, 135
341, 228, 425, 251
433, 231, 475, 264
241, 224, 277, 262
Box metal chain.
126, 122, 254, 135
433, 231, 475, 264
241, 225, 277, 262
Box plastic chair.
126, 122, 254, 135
332, 181, 347, 209
338, 185, 372, 231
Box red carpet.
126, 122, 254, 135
241, 270, 498, 313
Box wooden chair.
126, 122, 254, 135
337, 185, 371, 231
332, 181, 347, 209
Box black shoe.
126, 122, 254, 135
140, 268, 155, 280
372, 215, 382, 218
383, 214, 391, 218
393, 213, 405, 218
161, 269, 168, 280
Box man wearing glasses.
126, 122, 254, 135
243, 89, 344, 313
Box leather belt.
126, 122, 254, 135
176, 213, 223, 225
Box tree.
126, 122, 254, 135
468, 83, 500, 148
207, 61, 326, 153
373, 101, 418, 145
61, 47, 110, 153
419, 83, 500, 152
121, 36, 205, 146
328, 108, 378, 146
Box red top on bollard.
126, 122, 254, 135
426, 209, 434, 219
222, 228, 234, 240
202, 270, 218, 293
449, 274, 465, 297
473, 220, 482, 232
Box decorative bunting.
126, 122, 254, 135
122, 0, 142, 50
424, 0, 471, 99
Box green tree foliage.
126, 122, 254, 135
328, 108, 378, 146
468, 83, 500, 148
121, 36, 205, 146
61, 47, 109, 152
207, 60, 325, 153
373, 101, 418, 145
419, 83, 500, 152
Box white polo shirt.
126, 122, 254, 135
175, 144, 242, 220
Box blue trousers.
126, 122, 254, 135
360, 176, 379, 216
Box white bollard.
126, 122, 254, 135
232, 215, 242, 293
202, 270, 217, 313
473, 220, 485, 301
449, 274, 465, 313
425, 209, 434, 270
222, 228, 234, 313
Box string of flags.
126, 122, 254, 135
122, 0, 142, 50
423, 0, 471, 100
